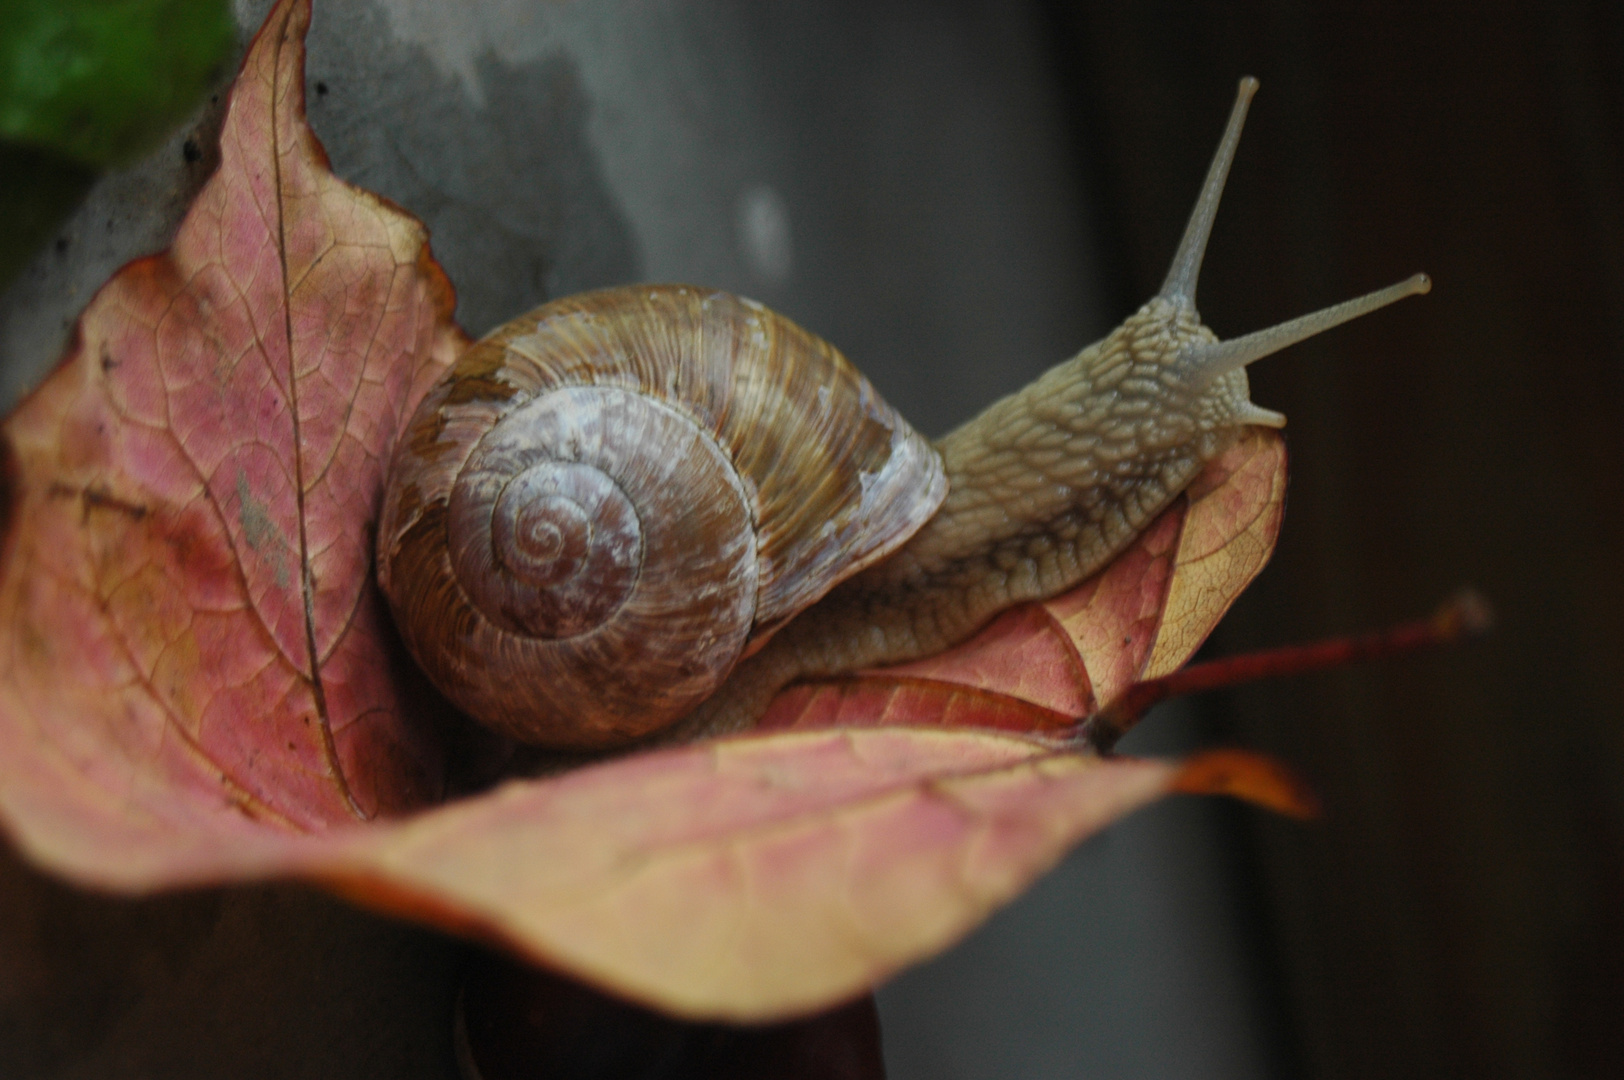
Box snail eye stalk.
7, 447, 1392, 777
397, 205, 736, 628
1154, 76, 1430, 390
1178, 274, 1432, 391
1159, 76, 1258, 309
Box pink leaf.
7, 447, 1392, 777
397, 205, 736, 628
0, 0, 1302, 1024
0, 0, 466, 845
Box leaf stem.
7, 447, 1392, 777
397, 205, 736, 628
1079, 589, 1494, 753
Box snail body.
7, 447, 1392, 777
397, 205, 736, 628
378, 78, 1428, 750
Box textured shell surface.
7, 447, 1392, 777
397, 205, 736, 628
377, 285, 947, 749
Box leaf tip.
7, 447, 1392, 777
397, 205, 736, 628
1171, 749, 1320, 819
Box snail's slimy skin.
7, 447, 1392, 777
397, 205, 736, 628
679, 300, 1263, 738
867, 299, 1249, 625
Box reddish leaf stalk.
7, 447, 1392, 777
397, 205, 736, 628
1080, 589, 1494, 752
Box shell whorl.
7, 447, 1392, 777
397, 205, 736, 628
377, 285, 946, 749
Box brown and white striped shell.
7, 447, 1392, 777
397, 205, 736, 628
377, 285, 947, 749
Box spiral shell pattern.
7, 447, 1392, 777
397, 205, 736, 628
378, 286, 946, 748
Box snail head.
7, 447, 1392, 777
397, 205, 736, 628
1101, 76, 1430, 435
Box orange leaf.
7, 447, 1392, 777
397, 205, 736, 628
1142, 427, 1287, 680
4, 725, 1185, 1020
0, 0, 1301, 1025
1172, 749, 1320, 820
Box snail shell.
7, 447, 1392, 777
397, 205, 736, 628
377, 285, 946, 749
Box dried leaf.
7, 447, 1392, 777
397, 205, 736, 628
0, 0, 465, 851
311, 729, 1285, 1019
0, 0, 1300, 1025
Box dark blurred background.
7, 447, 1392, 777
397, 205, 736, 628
1054, 5, 1624, 1078
1, 1, 1620, 1077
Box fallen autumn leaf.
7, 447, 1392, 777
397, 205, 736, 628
0, 0, 1308, 1021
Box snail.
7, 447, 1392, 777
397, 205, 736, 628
377, 78, 1429, 751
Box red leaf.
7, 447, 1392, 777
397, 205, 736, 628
0, 0, 466, 837
762, 674, 1077, 736
0, 0, 1300, 1024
